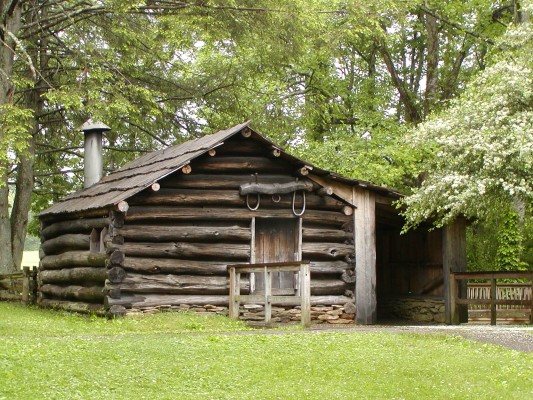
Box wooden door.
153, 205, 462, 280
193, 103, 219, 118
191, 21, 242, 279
254, 218, 299, 294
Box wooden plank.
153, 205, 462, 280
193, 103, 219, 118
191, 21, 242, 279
307, 174, 355, 206
265, 266, 272, 324
490, 278, 497, 325
228, 267, 239, 319
453, 271, 533, 280
354, 187, 376, 324
456, 299, 532, 306
300, 263, 311, 327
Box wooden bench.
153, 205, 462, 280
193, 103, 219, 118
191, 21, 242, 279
227, 262, 311, 327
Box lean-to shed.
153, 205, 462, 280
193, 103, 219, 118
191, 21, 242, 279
38, 121, 466, 324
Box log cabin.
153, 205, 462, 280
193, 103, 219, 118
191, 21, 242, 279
38, 121, 467, 324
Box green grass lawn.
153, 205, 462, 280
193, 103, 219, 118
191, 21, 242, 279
1, 303, 532, 399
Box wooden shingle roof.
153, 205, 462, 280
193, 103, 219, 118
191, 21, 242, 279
40, 121, 251, 216
41, 120, 401, 217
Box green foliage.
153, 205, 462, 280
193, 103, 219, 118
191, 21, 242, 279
0, 105, 32, 173
1, 304, 532, 399
496, 211, 528, 271
401, 23, 533, 229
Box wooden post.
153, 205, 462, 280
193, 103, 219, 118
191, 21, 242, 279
228, 266, 240, 319
490, 276, 497, 326
22, 267, 30, 304
300, 263, 311, 327
449, 273, 458, 324
354, 188, 377, 324
264, 265, 272, 325
443, 218, 467, 324
530, 272, 533, 325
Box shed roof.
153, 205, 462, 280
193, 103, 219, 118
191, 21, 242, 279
40, 121, 400, 217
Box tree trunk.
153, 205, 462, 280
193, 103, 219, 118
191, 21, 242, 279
11, 134, 35, 269
0, 1, 23, 274
423, 6, 439, 116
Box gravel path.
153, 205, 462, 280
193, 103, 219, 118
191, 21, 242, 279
311, 324, 533, 353
246, 323, 533, 353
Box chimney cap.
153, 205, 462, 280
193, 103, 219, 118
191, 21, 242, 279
80, 118, 111, 133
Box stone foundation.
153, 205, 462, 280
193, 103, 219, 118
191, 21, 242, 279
125, 303, 356, 324
379, 296, 445, 323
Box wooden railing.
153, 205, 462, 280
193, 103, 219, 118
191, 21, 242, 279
0, 266, 38, 304
450, 271, 533, 325
227, 262, 311, 327
468, 284, 532, 310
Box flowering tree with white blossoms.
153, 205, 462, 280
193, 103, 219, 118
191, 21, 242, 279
401, 20, 532, 234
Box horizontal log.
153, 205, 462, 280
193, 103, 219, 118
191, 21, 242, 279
302, 242, 354, 260
106, 294, 231, 308
310, 279, 352, 295
41, 217, 110, 240
40, 208, 110, 223
39, 267, 107, 284
0, 290, 21, 301
38, 299, 106, 315
309, 261, 353, 274
40, 251, 107, 270
106, 294, 352, 308
0, 276, 23, 291
162, 174, 314, 190
126, 206, 350, 226
303, 228, 352, 242
116, 225, 252, 242
40, 284, 104, 302
120, 258, 352, 276
129, 188, 344, 210
239, 181, 314, 195
113, 242, 250, 260
192, 157, 291, 173
107, 274, 250, 295
212, 138, 266, 155
41, 234, 90, 255
122, 258, 229, 275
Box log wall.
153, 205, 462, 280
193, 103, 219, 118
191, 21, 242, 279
38, 212, 109, 313
106, 135, 355, 314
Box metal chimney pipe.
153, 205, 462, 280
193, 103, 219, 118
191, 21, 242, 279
80, 119, 110, 188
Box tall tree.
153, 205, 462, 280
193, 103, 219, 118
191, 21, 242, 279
400, 9, 532, 268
